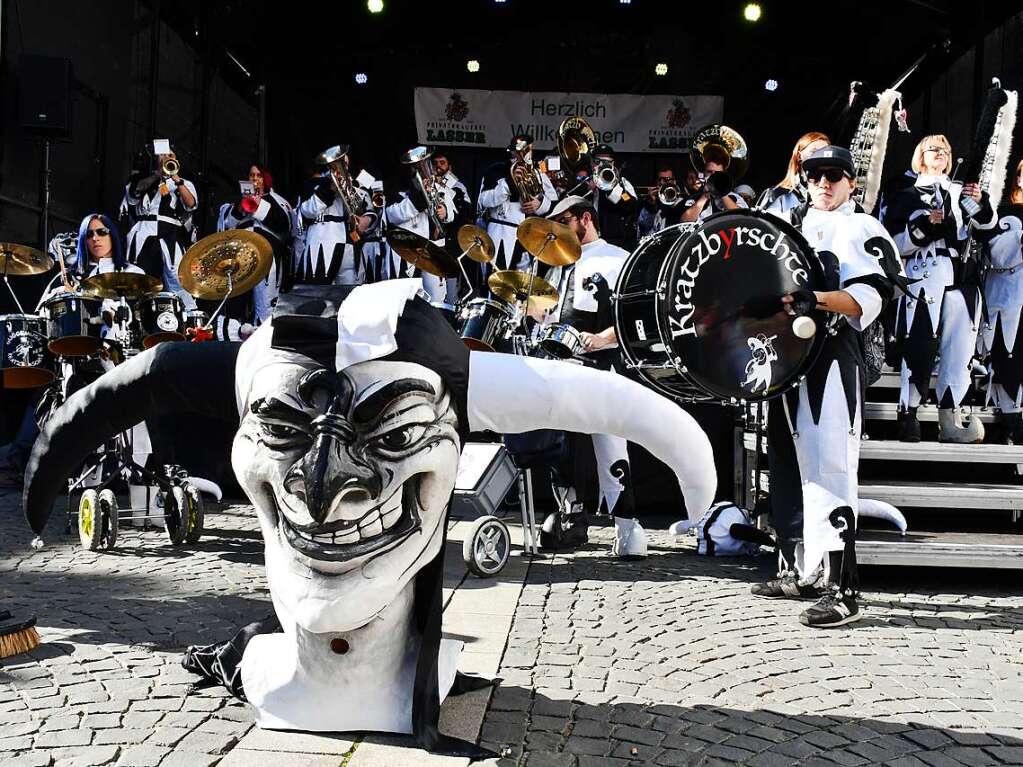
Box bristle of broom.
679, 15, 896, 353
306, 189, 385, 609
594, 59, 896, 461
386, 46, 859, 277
0, 626, 40, 659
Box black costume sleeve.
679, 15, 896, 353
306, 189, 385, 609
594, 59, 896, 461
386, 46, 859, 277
132, 171, 162, 199
313, 179, 335, 206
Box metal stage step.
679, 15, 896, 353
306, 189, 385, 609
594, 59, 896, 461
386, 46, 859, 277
864, 402, 997, 423
859, 480, 1023, 511
742, 432, 1023, 463
857, 530, 1023, 569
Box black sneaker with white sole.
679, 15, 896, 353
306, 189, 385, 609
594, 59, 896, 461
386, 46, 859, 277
751, 573, 822, 600
799, 590, 861, 627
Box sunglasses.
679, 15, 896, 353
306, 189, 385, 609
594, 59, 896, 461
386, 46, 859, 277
85, 227, 111, 239
925, 147, 948, 155
806, 167, 849, 184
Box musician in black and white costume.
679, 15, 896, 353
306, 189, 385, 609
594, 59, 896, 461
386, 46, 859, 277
356, 178, 390, 284
681, 148, 748, 223
637, 164, 685, 238
539, 196, 648, 559
216, 164, 292, 325
478, 134, 558, 273
433, 151, 480, 295
883, 135, 997, 442
978, 159, 1023, 442
563, 144, 639, 251
294, 146, 376, 286
384, 147, 458, 304
759, 131, 830, 214
755, 146, 898, 627
121, 142, 198, 308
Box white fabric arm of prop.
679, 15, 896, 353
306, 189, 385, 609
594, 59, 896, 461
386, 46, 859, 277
467, 352, 716, 520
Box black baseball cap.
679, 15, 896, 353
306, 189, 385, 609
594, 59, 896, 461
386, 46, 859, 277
802, 145, 855, 177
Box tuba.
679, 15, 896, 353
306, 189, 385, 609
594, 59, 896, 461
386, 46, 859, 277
557, 116, 596, 174
510, 158, 543, 201
690, 124, 748, 198
316, 144, 367, 242
402, 145, 446, 240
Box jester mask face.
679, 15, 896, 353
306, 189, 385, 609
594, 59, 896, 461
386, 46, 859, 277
232, 337, 461, 635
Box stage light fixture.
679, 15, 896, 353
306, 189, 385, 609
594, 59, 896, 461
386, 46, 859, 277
743, 2, 762, 21
367, 0, 384, 13
467, 59, 481, 73
355, 72, 368, 85
620, 0, 632, 4
765, 79, 778, 91
654, 62, 668, 76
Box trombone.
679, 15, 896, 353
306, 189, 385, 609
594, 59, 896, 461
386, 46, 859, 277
161, 157, 180, 177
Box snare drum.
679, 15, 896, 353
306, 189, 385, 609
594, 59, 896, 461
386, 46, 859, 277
137, 292, 185, 348
459, 299, 517, 352
42, 292, 102, 357
615, 212, 825, 403
0, 314, 55, 389
539, 323, 584, 359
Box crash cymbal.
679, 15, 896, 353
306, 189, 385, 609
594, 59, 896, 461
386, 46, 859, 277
80, 272, 163, 299
386, 227, 459, 278
487, 270, 560, 312
515, 217, 581, 266
0, 243, 53, 276
178, 230, 273, 299
456, 224, 494, 264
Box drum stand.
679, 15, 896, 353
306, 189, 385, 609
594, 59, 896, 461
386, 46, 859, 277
202, 269, 235, 332
1, 258, 27, 314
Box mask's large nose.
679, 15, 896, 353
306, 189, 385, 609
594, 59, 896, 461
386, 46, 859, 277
297, 368, 380, 526
301, 415, 380, 525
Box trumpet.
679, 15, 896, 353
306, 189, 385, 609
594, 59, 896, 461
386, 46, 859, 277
637, 182, 682, 207
593, 159, 619, 192
161, 157, 180, 177
370, 189, 386, 209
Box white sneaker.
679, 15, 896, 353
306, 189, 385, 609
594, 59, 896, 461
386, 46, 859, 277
612, 518, 648, 559
667, 519, 694, 536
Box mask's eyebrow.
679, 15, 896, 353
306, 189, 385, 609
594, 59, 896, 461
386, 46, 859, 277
250, 396, 312, 427
352, 378, 436, 425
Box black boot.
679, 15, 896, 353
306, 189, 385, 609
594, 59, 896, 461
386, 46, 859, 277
539, 505, 589, 551
897, 406, 921, 443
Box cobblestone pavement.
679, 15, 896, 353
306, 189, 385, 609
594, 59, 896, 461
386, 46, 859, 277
2, 487, 1022, 767
482, 527, 1023, 767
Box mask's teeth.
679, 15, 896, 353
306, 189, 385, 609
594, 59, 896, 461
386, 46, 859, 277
380, 503, 402, 531
334, 526, 359, 545
359, 511, 383, 539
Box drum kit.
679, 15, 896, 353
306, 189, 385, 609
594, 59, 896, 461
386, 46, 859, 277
0, 232, 274, 551
386, 217, 582, 357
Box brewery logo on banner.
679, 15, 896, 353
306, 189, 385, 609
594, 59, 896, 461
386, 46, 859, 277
414, 88, 723, 152
424, 92, 489, 145
648, 98, 695, 150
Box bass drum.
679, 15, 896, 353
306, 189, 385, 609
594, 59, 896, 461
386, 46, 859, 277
0, 314, 56, 389
615, 224, 711, 401
654, 210, 826, 402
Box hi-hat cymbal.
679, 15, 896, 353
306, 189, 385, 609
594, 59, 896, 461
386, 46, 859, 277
456, 225, 494, 264
80, 272, 163, 299
515, 218, 581, 266
386, 227, 459, 278
0, 243, 53, 276
178, 230, 273, 299
488, 270, 560, 312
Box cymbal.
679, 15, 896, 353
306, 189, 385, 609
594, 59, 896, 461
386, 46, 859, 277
515, 217, 581, 266
178, 230, 273, 299
80, 272, 163, 299
456, 225, 494, 264
488, 270, 560, 312
386, 227, 459, 278
0, 243, 53, 276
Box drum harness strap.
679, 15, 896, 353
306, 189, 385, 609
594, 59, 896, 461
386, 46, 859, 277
137, 214, 186, 227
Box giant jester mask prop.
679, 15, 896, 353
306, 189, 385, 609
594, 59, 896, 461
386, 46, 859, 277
23, 280, 716, 754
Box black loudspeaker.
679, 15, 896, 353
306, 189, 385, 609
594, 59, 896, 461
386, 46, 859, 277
18, 55, 73, 136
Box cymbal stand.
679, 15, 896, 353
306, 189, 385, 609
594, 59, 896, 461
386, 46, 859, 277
520, 234, 555, 331
1, 256, 26, 314
203, 268, 235, 330
454, 238, 484, 303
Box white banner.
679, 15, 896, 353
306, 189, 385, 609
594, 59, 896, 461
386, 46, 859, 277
414, 88, 723, 153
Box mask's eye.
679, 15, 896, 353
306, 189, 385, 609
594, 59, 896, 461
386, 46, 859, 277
370, 424, 427, 455
260, 422, 309, 450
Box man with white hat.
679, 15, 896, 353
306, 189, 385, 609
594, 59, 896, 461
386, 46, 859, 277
539, 195, 647, 558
